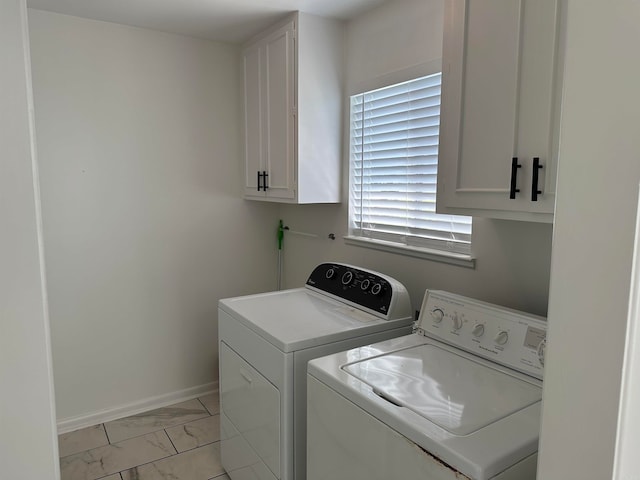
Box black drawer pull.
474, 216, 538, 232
263, 171, 269, 190
509, 157, 521, 199
532, 157, 543, 201
257, 171, 262, 191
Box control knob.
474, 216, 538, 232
370, 283, 383, 295
471, 324, 485, 338
451, 313, 463, 331
431, 309, 444, 323
494, 331, 509, 346
537, 338, 547, 367
325, 268, 336, 279
341, 271, 354, 285
360, 279, 371, 291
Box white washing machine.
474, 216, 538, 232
218, 263, 414, 480
307, 290, 547, 480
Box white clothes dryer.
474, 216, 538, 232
307, 290, 547, 480
218, 263, 413, 480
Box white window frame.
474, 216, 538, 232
345, 62, 474, 268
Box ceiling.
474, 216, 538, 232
26, 0, 391, 44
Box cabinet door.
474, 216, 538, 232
263, 22, 296, 201
438, 0, 561, 221
243, 44, 264, 198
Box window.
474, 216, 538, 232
348, 73, 472, 258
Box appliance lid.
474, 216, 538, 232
342, 343, 542, 435
219, 289, 411, 352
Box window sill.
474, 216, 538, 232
344, 236, 476, 269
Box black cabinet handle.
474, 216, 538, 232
531, 157, 543, 201
256, 171, 269, 191
509, 157, 521, 199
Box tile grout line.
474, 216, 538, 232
92, 474, 118, 480
197, 396, 217, 416
92, 471, 128, 480
102, 423, 112, 445
118, 453, 174, 478
168, 436, 221, 456
209, 471, 229, 480
164, 426, 180, 455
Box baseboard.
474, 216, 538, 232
56, 381, 218, 435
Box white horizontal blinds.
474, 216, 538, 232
350, 73, 472, 254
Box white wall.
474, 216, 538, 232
0, 0, 59, 478
537, 1, 640, 477
28, 10, 280, 424
279, 0, 553, 316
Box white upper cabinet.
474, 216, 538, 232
242, 13, 343, 203
437, 0, 564, 222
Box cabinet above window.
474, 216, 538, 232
437, 0, 565, 222
242, 12, 343, 204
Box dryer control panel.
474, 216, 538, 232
418, 290, 547, 379
305, 263, 411, 320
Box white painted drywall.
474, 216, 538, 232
537, 1, 640, 478
278, 0, 553, 316
28, 10, 280, 422
0, 0, 59, 478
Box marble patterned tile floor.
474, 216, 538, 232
58, 394, 229, 480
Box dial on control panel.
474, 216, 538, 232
537, 338, 546, 367
341, 271, 353, 285
451, 313, 463, 331
471, 324, 485, 338
431, 309, 444, 323
494, 331, 509, 346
